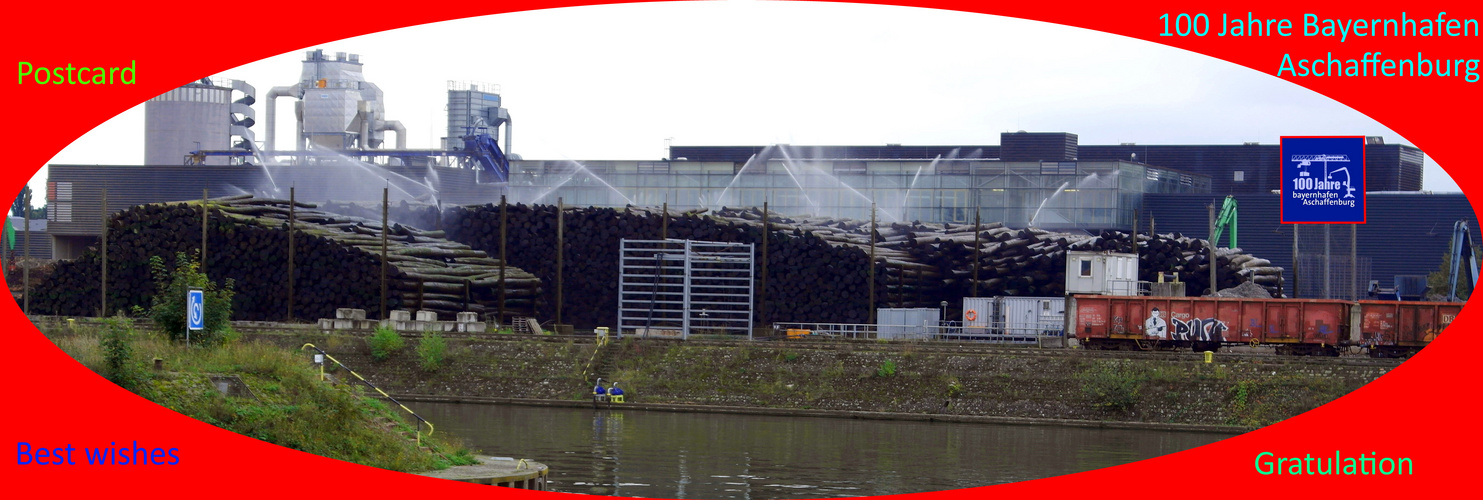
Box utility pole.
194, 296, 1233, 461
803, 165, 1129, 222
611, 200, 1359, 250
1324, 224, 1332, 299
101, 189, 108, 316
381, 187, 388, 319
1208, 202, 1217, 295
1292, 224, 1300, 298
288, 187, 295, 321
556, 197, 564, 326
869, 202, 877, 322
760, 201, 768, 328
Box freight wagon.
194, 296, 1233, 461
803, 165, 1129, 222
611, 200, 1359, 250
1067, 295, 1460, 357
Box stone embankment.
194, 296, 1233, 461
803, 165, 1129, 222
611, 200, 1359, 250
250, 332, 1395, 430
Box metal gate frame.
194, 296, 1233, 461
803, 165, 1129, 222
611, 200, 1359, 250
618, 239, 755, 339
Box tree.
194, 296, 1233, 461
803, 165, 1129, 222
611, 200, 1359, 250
1426, 242, 1475, 301
148, 252, 236, 344
11, 185, 30, 218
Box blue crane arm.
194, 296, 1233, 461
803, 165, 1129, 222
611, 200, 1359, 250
1449, 220, 1478, 301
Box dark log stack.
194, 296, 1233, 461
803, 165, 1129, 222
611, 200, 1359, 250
441, 204, 1284, 330
706, 208, 1284, 300
444, 204, 877, 329
29, 196, 539, 321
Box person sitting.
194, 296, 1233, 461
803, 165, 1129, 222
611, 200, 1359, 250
609, 382, 626, 403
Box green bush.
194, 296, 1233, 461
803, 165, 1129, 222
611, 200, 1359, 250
417, 331, 447, 371
875, 359, 897, 378
1079, 363, 1144, 412
148, 252, 235, 344
99, 316, 140, 389
369, 326, 405, 361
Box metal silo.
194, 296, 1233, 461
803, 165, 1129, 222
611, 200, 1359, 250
264, 50, 404, 155
144, 80, 233, 165
445, 80, 512, 156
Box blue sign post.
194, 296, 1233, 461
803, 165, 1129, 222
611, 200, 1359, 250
187, 288, 204, 346
1280, 136, 1366, 224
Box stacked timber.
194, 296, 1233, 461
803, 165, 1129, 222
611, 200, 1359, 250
440, 203, 1283, 331
29, 196, 540, 321
707, 207, 1284, 299
444, 204, 877, 329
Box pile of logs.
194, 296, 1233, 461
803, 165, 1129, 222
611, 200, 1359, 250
708, 207, 1284, 300
29, 195, 1283, 330
29, 196, 540, 321
439, 203, 1284, 330
444, 203, 876, 329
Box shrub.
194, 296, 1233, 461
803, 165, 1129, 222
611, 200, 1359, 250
148, 252, 235, 345
417, 331, 447, 371
368, 326, 405, 361
875, 359, 898, 378
1079, 363, 1144, 412
99, 316, 140, 389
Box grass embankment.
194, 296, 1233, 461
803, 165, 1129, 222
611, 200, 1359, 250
46, 320, 477, 472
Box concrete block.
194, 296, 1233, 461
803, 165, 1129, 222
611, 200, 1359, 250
317, 319, 335, 330
457, 321, 488, 333
416, 310, 438, 322
336, 308, 367, 320
456, 312, 478, 323
390, 310, 412, 321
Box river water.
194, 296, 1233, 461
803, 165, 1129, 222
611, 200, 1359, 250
417, 402, 1231, 498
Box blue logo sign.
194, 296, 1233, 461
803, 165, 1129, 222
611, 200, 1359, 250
187, 289, 204, 331
1281, 136, 1366, 224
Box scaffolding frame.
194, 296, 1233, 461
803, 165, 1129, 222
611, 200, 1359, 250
618, 239, 754, 340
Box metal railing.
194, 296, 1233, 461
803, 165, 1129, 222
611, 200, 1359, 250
773, 320, 1064, 345
299, 343, 435, 446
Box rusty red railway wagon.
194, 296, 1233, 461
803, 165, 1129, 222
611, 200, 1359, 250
1068, 295, 1461, 357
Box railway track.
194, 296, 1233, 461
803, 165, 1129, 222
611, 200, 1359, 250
29, 316, 1404, 367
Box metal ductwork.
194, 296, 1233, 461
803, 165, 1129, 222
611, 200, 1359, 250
377, 120, 407, 149
265, 84, 301, 152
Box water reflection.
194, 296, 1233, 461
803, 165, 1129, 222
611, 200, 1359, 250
416, 403, 1231, 499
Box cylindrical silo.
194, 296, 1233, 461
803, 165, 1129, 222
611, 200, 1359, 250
145, 81, 233, 165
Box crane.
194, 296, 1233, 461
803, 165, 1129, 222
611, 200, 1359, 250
1211, 195, 1237, 248
1448, 220, 1478, 302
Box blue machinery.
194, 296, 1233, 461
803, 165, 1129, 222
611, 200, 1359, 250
186, 127, 511, 183
1448, 220, 1478, 302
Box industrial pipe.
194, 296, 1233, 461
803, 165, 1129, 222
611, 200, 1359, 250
504, 116, 513, 156
377, 120, 407, 149
264, 85, 300, 152
358, 109, 371, 150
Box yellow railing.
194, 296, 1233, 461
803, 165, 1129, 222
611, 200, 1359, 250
300, 343, 435, 446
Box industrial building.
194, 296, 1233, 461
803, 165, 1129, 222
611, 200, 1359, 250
40, 49, 1469, 300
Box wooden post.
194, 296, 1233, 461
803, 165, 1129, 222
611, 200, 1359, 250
1351, 223, 1358, 301
1324, 224, 1331, 299
22, 190, 30, 315
868, 202, 877, 323
972, 210, 980, 297
661, 202, 669, 240
201, 189, 209, 273
760, 201, 768, 326
100, 189, 108, 317
418, 279, 425, 311
556, 197, 564, 325
1132, 209, 1140, 281
498, 195, 507, 326
1292, 224, 1300, 298
1208, 202, 1217, 295
381, 187, 389, 320
288, 187, 295, 321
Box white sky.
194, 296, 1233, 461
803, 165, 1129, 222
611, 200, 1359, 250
32, 1, 1458, 207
